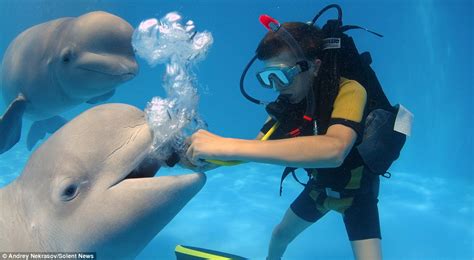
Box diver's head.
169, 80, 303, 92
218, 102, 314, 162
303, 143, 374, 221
255, 22, 323, 104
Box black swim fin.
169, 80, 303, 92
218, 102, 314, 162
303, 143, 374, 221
175, 245, 247, 260
0, 94, 27, 154
27, 116, 68, 150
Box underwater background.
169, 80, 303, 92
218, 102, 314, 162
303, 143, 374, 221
0, 0, 472, 259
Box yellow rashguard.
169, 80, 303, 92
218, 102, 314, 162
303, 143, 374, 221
328, 77, 367, 142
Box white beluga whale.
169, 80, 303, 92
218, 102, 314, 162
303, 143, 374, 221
0, 103, 206, 258
0, 11, 139, 154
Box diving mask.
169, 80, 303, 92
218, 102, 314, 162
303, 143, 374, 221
256, 60, 312, 89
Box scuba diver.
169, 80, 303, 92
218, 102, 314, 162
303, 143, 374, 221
185, 4, 412, 260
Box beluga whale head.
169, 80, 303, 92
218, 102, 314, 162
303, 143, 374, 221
53, 11, 139, 100
0, 103, 205, 258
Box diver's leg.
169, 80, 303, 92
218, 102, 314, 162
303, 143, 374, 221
267, 184, 327, 260
350, 238, 382, 260
344, 179, 382, 260
267, 208, 312, 260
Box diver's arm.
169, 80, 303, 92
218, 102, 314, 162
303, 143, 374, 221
230, 124, 356, 168
181, 118, 268, 171
187, 124, 357, 169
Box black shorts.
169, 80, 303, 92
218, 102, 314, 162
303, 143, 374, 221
290, 181, 381, 241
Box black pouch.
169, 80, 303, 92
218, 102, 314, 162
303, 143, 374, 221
357, 108, 407, 175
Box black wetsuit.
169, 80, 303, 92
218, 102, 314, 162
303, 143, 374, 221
261, 78, 381, 241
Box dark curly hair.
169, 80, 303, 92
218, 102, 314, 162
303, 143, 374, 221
256, 22, 341, 134
256, 22, 323, 60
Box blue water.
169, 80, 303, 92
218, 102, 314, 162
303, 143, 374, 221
1, 0, 472, 259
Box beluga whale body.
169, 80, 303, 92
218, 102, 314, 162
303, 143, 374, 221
0, 103, 206, 258
0, 11, 139, 154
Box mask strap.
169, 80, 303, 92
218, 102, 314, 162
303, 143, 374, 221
259, 15, 307, 61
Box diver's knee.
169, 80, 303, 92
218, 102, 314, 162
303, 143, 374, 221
271, 223, 293, 243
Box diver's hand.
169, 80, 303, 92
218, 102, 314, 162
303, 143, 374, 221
178, 152, 219, 173
186, 129, 236, 166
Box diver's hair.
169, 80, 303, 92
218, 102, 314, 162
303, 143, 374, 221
256, 22, 323, 60
256, 22, 341, 134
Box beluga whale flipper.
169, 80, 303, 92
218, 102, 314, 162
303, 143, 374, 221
0, 11, 139, 154
0, 103, 206, 258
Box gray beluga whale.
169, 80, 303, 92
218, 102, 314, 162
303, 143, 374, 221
0, 103, 206, 259
0, 11, 139, 154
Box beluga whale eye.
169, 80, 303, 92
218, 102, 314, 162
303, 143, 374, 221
61, 183, 79, 201
62, 184, 78, 199
57, 178, 81, 201
60, 47, 74, 64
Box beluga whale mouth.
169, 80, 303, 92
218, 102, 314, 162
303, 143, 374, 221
78, 64, 137, 76
77, 64, 138, 81
107, 155, 161, 189
124, 157, 160, 180
120, 72, 136, 81
74, 50, 139, 82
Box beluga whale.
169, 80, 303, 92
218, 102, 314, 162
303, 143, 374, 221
0, 11, 139, 154
0, 103, 206, 258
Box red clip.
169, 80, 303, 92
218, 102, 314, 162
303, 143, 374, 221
289, 128, 300, 137
303, 115, 313, 121
259, 14, 280, 32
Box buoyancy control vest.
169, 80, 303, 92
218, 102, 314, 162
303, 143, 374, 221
237, 4, 414, 195
267, 19, 412, 196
